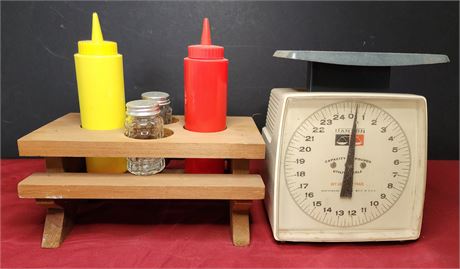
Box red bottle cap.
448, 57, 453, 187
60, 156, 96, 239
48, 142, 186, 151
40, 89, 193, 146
188, 18, 224, 59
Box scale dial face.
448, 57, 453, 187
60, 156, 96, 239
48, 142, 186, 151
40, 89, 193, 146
263, 89, 427, 241
284, 101, 411, 227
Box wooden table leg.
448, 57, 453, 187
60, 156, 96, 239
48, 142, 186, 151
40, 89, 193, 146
40, 157, 84, 248
230, 200, 252, 246
36, 199, 76, 248
230, 159, 250, 174
229, 159, 252, 246
45, 157, 86, 172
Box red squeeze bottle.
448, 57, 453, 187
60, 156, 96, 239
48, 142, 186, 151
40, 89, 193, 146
184, 18, 228, 174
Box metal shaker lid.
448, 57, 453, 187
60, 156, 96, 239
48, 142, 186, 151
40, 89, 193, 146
126, 100, 160, 116
141, 91, 171, 106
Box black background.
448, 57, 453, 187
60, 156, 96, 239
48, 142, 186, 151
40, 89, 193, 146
2, 1, 458, 159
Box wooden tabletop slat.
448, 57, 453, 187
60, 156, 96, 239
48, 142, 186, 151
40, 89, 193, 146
18, 172, 265, 200
17, 113, 266, 159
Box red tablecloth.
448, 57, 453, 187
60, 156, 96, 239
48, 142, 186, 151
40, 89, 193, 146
1, 159, 458, 268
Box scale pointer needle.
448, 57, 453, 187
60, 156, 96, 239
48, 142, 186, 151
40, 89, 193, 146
340, 105, 359, 198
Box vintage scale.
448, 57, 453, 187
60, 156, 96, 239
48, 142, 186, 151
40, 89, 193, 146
262, 51, 449, 242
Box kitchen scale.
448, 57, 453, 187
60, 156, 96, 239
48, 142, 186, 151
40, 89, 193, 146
262, 50, 449, 242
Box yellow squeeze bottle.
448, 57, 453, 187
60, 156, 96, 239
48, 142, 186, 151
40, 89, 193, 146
74, 13, 126, 173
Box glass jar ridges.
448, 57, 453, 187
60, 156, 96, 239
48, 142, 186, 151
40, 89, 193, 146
125, 99, 165, 175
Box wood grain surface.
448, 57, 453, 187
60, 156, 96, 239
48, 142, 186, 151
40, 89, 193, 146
18, 172, 265, 200
17, 113, 265, 159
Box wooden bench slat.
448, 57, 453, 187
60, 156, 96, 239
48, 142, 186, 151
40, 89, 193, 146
18, 172, 265, 200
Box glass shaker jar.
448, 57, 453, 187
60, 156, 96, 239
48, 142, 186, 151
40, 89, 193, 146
124, 100, 165, 175
141, 91, 173, 124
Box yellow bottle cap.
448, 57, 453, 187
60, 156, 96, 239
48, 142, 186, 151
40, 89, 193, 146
78, 13, 118, 55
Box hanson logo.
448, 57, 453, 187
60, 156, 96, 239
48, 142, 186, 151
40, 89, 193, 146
335, 134, 365, 146
335, 128, 366, 134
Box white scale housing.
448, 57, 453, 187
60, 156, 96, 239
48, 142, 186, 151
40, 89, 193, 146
262, 88, 428, 242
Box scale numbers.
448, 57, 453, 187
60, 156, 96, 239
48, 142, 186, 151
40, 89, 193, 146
284, 101, 411, 227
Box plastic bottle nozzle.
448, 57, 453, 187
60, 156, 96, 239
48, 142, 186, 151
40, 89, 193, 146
200, 18, 212, 45
91, 13, 104, 42
77, 12, 117, 55
187, 17, 223, 59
